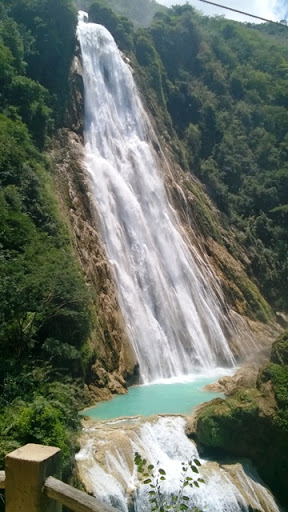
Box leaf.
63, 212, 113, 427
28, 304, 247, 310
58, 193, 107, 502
191, 466, 199, 473
194, 481, 199, 488
183, 481, 189, 487
149, 491, 156, 495
180, 505, 188, 510
159, 468, 166, 475
198, 478, 205, 483
194, 459, 201, 466
160, 476, 166, 481
182, 496, 189, 501
148, 464, 154, 471
144, 478, 152, 484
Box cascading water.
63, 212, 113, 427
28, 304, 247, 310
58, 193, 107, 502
77, 12, 235, 382
75, 14, 282, 512
76, 416, 281, 512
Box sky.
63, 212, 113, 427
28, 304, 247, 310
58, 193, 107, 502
156, 0, 288, 24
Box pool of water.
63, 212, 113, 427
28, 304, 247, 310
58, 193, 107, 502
81, 368, 235, 420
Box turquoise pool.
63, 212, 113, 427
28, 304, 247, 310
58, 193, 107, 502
80, 369, 233, 420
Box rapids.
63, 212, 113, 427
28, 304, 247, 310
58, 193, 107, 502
76, 416, 281, 512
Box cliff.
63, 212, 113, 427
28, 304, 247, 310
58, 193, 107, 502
190, 330, 288, 508
52, 5, 284, 399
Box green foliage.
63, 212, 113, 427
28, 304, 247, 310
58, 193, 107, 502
195, 330, 288, 508
0, 0, 93, 492
8, 75, 53, 149
134, 452, 204, 512
270, 330, 288, 366
0, 116, 91, 475
99, 2, 286, 311
0, 364, 83, 477
89, 1, 134, 51
76, 0, 166, 28
1, 0, 77, 130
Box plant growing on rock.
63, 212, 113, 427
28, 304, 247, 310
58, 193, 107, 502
134, 452, 204, 512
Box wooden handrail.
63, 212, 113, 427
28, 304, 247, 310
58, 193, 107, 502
43, 476, 118, 512
0, 471, 5, 489
3, 444, 120, 511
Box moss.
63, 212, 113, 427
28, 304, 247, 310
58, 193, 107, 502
217, 256, 273, 323
270, 331, 288, 366
196, 389, 261, 447
184, 179, 222, 241
194, 331, 288, 508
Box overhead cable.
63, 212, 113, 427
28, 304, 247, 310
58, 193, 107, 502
196, 0, 287, 26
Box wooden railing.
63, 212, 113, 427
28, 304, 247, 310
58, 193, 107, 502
0, 444, 118, 512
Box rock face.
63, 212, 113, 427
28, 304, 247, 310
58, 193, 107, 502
150, 134, 281, 363
191, 330, 288, 509
64, 50, 85, 136
76, 416, 280, 512
53, 46, 282, 399
203, 363, 261, 396
51, 129, 138, 400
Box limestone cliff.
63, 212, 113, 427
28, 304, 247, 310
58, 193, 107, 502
51, 40, 282, 398
189, 331, 288, 509
51, 128, 138, 400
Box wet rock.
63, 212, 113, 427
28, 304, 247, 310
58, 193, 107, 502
204, 363, 261, 396
50, 129, 138, 387
65, 53, 85, 136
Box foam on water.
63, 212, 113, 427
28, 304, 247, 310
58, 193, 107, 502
76, 416, 281, 512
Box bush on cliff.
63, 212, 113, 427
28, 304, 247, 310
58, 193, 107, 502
194, 330, 288, 508
0, 0, 92, 494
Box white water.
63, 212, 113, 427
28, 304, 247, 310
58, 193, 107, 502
75, 15, 282, 512
77, 13, 236, 383
76, 416, 281, 512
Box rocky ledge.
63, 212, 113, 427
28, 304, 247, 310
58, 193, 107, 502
188, 330, 288, 509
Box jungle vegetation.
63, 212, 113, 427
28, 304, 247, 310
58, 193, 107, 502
194, 329, 288, 508
88, 0, 288, 312
0, 0, 287, 506
0, 0, 91, 487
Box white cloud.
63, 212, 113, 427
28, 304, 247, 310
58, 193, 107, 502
275, 0, 288, 19
156, 0, 287, 23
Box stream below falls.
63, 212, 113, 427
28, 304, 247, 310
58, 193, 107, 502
76, 415, 282, 512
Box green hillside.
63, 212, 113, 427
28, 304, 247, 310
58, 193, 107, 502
0, 0, 287, 505
88, 0, 288, 311
0, 0, 90, 483
75, 0, 166, 27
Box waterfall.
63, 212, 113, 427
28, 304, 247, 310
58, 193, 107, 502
76, 416, 281, 512
77, 13, 235, 382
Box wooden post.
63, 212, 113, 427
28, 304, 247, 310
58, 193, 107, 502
5, 443, 62, 512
